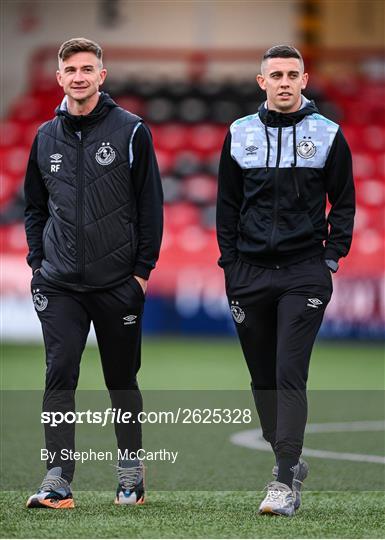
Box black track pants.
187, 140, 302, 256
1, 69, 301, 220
225, 256, 333, 461
31, 272, 145, 482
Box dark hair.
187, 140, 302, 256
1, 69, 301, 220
58, 38, 103, 64
261, 45, 304, 72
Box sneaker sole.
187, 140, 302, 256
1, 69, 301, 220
114, 495, 145, 506
259, 506, 294, 517
26, 497, 74, 509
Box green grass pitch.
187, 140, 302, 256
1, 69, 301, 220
1, 338, 384, 538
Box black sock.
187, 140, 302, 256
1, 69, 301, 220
276, 457, 298, 488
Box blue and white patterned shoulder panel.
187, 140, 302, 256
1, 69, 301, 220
230, 113, 339, 169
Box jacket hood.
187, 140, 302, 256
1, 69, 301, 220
259, 96, 319, 127
55, 92, 118, 134
258, 96, 319, 195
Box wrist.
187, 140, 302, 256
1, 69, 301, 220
325, 259, 339, 273
133, 275, 148, 293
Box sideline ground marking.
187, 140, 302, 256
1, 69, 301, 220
230, 420, 385, 464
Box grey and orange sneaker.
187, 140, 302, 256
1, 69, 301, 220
258, 481, 295, 517
272, 459, 309, 510
26, 467, 74, 509
115, 460, 145, 505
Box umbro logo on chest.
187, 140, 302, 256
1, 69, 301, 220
245, 145, 258, 155
50, 153, 62, 173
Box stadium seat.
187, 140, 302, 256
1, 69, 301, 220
172, 151, 202, 177
2, 146, 30, 177
155, 124, 189, 152
162, 175, 183, 204
352, 152, 376, 178
0, 172, 21, 208
355, 228, 383, 255
366, 207, 384, 231
200, 204, 216, 230
176, 224, 209, 252
165, 202, 201, 230
0, 223, 27, 254
0, 121, 23, 147
203, 150, 221, 176
353, 205, 369, 232
362, 126, 385, 152
183, 174, 217, 205
357, 179, 385, 207
178, 97, 209, 123
21, 121, 43, 147
340, 124, 360, 152
152, 148, 174, 175
374, 153, 385, 178
210, 99, 243, 124
146, 97, 176, 123
115, 96, 145, 117
188, 124, 226, 155
8, 96, 46, 123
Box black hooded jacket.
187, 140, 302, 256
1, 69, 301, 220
24, 92, 163, 290
216, 97, 355, 270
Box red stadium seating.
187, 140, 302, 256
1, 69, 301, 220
0, 172, 20, 207
1, 77, 384, 281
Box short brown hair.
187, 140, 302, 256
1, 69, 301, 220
261, 45, 304, 72
58, 37, 103, 64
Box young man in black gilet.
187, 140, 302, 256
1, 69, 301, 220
25, 38, 163, 508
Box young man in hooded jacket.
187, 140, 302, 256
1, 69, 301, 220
216, 45, 355, 516
24, 38, 163, 508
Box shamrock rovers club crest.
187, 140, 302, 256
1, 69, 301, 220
230, 300, 245, 324
95, 142, 116, 166
296, 139, 317, 159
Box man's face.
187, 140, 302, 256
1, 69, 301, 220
56, 52, 107, 104
256, 57, 308, 113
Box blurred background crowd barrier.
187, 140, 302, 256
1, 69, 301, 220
1, 0, 384, 340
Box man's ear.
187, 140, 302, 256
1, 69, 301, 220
56, 70, 63, 88
301, 72, 309, 90
99, 68, 107, 86
256, 74, 266, 91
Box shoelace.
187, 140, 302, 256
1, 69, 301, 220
40, 475, 67, 492
116, 465, 142, 490
263, 483, 292, 504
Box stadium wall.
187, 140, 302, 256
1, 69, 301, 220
1, 0, 298, 114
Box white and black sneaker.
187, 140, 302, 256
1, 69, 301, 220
258, 481, 295, 517
115, 460, 145, 505
272, 459, 309, 510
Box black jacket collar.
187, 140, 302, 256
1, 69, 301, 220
259, 97, 318, 127
55, 92, 117, 136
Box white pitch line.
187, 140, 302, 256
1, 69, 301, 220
305, 421, 385, 434
230, 421, 385, 464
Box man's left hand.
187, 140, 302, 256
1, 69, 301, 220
134, 275, 148, 294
